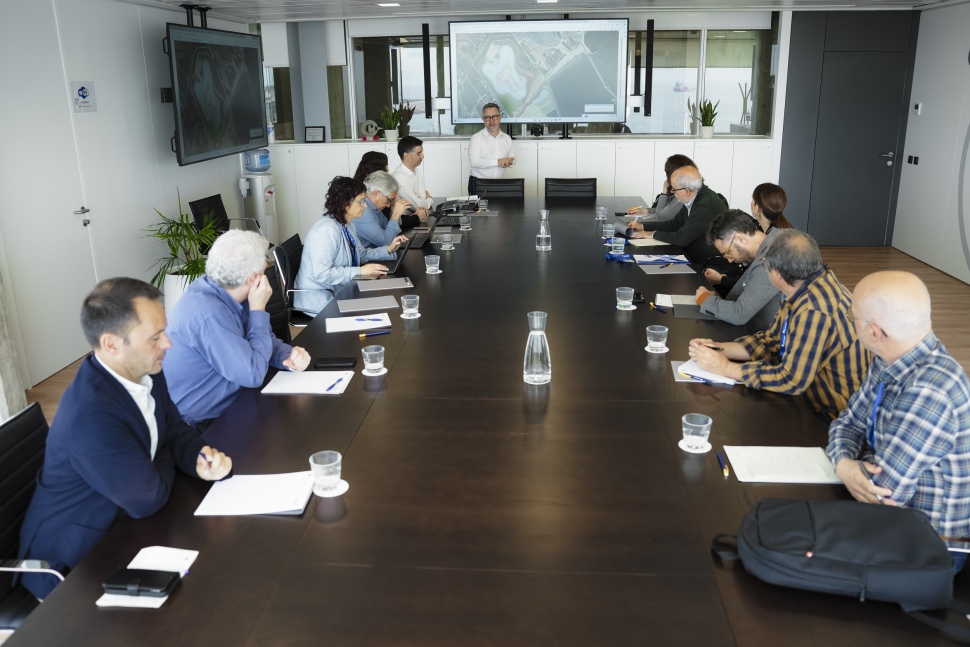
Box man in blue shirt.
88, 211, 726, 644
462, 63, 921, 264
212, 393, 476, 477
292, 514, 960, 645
356, 170, 412, 250
826, 271, 970, 568
165, 230, 310, 427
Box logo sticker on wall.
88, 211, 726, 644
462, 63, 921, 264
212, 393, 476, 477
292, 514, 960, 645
71, 81, 97, 113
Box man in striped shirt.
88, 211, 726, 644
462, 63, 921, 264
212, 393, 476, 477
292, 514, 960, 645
688, 230, 870, 420
825, 271, 970, 566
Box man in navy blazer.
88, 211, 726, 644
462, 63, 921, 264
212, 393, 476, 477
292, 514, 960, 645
18, 278, 232, 598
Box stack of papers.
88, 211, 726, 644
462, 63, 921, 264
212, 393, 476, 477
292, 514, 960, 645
356, 277, 414, 292
675, 359, 737, 385
95, 546, 199, 609
262, 370, 354, 395
723, 446, 841, 484
628, 238, 669, 248
336, 295, 399, 313
195, 471, 315, 516
325, 313, 391, 333
656, 293, 697, 307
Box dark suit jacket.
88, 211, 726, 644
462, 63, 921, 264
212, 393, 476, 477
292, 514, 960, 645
18, 355, 205, 598
643, 185, 731, 267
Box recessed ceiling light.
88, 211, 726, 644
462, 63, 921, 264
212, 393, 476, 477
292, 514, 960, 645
536, 0, 559, 3
378, 3, 400, 6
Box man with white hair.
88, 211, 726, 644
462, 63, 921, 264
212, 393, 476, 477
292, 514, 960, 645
826, 271, 970, 568
165, 230, 310, 427
356, 170, 413, 250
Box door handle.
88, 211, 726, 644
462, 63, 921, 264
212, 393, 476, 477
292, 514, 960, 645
74, 206, 90, 214
879, 152, 894, 158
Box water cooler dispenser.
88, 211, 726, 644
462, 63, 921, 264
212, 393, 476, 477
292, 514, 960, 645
241, 174, 279, 245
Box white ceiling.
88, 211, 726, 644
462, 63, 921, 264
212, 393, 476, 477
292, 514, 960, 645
116, 0, 960, 23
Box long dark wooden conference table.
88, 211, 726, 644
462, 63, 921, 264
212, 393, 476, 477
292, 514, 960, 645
10, 198, 969, 646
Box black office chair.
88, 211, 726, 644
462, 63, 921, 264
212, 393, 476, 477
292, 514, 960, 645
0, 403, 63, 631
264, 264, 291, 344
545, 178, 597, 198
189, 194, 263, 253
471, 177, 525, 199
272, 234, 327, 329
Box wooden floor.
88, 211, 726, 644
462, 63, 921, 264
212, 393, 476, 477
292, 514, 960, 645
23, 246, 970, 424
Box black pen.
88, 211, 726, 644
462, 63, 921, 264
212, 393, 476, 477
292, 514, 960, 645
858, 460, 884, 503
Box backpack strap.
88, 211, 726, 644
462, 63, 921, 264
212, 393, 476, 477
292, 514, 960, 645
710, 533, 740, 562
906, 599, 970, 643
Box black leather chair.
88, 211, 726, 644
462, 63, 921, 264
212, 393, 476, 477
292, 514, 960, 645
263, 264, 291, 344
0, 403, 62, 630
188, 194, 263, 253
470, 177, 525, 199
544, 178, 597, 198
272, 234, 325, 329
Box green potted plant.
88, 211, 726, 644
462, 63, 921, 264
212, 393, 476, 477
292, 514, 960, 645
380, 104, 401, 142
398, 101, 416, 138
145, 191, 218, 310
698, 99, 719, 139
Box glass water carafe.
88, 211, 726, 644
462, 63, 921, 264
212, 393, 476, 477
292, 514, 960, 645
536, 210, 552, 251
523, 311, 552, 384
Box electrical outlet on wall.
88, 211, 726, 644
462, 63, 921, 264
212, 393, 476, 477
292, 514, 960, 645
914, 102, 922, 115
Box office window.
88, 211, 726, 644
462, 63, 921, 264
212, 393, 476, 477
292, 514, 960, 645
264, 67, 295, 142
352, 36, 454, 137
622, 30, 700, 135
703, 18, 777, 136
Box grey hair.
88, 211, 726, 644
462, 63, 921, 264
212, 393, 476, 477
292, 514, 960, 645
205, 230, 269, 289
672, 166, 703, 192
763, 230, 824, 285
363, 170, 399, 197
482, 102, 501, 114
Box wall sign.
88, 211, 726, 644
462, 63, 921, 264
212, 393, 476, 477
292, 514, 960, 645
71, 82, 97, 113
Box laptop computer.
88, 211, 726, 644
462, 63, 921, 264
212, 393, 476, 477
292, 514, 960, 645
407, 215, 440, 248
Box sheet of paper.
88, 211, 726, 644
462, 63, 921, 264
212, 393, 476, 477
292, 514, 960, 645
634, 254, 689, 264
677, 359, 737, 385
194, 471, 314, 516
128, 546, 198, 575
670, 361, 699, 382
723, 446, 842, 484
655, 293, 696, 308
96, 593, 168, 608
325, 313, 392, 333
337, 295, 399, 313
356, 277, 414, 292
262, 370, 354, 395
638, 263, 696, 275
627, 237, 669, 247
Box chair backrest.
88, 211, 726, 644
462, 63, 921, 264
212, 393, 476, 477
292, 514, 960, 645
0, 403, 48, 564
472, 177, 525, 199
188, 194, 231, 234
545, 178, 597, 198
263, 264, 291, 344
273, 234, 304, 309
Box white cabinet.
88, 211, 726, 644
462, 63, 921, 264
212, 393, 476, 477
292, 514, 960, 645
731, 141, 775, 214
422, 140, 463, 198
615, 141, 655, 201
537, 141, 577, 194
576, 141, 617, 197
347, 142, 390, 179
693, 141, 735, 206
294, 144, 350, 238
505, 141, 539, 196
268, 145, 300, 240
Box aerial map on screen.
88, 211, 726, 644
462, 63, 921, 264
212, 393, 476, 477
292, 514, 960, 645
170, 26, 265, 164
450, 20, 628, 123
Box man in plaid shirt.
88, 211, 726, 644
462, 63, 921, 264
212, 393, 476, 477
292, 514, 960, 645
688, 230, 870, 420
825, 271, 970, 569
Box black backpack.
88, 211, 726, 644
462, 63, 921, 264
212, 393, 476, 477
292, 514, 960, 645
712, 498, 970, 642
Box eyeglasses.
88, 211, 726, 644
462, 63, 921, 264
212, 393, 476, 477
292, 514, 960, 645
847, 312, 889, 336
352, 199, 366, 204
718, 233, 738, 258
483, 114, 501, 121
670, 186, 689, 193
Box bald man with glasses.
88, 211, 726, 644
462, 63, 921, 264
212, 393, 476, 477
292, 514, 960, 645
468, 102, 515, 193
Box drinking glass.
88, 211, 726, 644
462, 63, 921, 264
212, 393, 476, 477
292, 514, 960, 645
646, 325, 668, 353
309, 450, 342, 495
362, 345, 385, 375
616, 287, 635, 310
401, 294, 420, 319
425, 255, 441, 273
440, 233, 454, 250
459, 216, 472, 230
603, 223, 615, 239
611, 237, 625, 254
682, 414, 713, 450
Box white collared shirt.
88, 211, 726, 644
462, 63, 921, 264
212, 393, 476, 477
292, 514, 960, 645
468, 128, 515, 180
95, 355, 159, 459
391, 163, 434, 210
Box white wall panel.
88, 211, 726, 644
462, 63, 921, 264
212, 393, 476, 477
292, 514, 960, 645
732, 141, 775, 212
693, 141, 734, 206
504, 141, 539, 197
614, 141, 655, 202
576, 141, 617, 197
295, 144, 350, 238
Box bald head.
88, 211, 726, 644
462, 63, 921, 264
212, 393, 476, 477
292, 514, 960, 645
853, 271, 931, 342
670, 166, 702, 204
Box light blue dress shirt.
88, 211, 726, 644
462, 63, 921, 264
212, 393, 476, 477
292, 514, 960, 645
355, 197, 403, 249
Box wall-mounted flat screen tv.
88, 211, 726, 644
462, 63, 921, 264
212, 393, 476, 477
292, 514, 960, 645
449, 19, 629, 124
166, 24, 267, 166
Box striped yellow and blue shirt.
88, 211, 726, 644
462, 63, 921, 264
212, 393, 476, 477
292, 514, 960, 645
735, 269, 871, 419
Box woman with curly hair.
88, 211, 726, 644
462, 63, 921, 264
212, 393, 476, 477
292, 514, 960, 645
295, 176, 408, 314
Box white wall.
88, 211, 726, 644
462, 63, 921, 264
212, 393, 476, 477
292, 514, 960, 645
893, 3, 970, 284
0, 0, 250, 385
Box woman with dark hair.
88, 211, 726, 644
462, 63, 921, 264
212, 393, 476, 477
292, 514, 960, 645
353, 151, 389, 183
294, 176, 408, 314
751, 182, 793, 233
627, 154, 696, 229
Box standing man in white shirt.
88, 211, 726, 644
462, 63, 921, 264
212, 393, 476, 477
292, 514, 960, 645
467, 102, 515, 193
391, 136, 434, 220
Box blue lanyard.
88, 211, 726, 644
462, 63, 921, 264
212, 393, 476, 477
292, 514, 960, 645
867, 382, 885, 451
341, 225, 358, 266
779, 316, 789, 358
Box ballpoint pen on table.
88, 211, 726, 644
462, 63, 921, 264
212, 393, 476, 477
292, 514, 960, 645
355, 317, 384, 322
717, 451, 730, 477
359, 330, 391, 339
649, 302, 667, 313
325, 376, 344, 392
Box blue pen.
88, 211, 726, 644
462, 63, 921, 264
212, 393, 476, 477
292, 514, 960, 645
355, 317, 383, 321
359, 330, 391, 339
198, 451, 212, 465
689, 374, 715, 385
649, 302, 667, 313
326, 376, 344, 392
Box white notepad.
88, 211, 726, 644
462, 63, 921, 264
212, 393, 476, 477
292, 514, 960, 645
356, 277, 414, 292
194, 471, 315, 516
325, 313, 391, 333
723, 446, 842, 484
94, 547, 199, 609
337, 295, 399, 313
628, 238, 670, 247
676, 359, 737, 385
262, 370, 354, 395
655, 293, 697, 307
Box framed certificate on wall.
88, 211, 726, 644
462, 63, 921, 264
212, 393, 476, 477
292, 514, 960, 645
305, 127, 326, 143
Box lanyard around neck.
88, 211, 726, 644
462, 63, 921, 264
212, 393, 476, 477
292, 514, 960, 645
339, 222, 358, 266
867, 382, 885, 451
